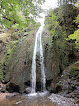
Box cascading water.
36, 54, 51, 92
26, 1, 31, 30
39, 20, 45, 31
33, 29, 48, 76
31, 23, 46, 93
40, 25, 46, 92
31, 29, 39, 93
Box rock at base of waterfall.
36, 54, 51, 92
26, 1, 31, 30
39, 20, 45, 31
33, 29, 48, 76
49, 94, 78, 106
24, 87, 32, 94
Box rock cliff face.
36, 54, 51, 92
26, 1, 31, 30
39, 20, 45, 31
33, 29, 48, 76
0, 29, 36, 93
42, 29, 67, 92
1, 28, 56, 93
0, 27, 59, 93
42, 28, 79, 93
5, 31, 36, 93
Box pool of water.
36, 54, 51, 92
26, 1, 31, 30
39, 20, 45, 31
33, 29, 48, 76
0, 92, 56, 106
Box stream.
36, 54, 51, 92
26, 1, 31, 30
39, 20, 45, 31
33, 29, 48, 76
0, 92, 77, 106
0, 93, 55, 106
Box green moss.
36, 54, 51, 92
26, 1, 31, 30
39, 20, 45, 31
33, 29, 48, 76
0, 29, 26, 82
76, 79, 79, 82
5, 46, 16, 65
70, 70, 78, 77
62, 74, 69, 80
77, 74, 79, 79
5, 40, 19, 66
56, 40, 65, 49
0, 69, 3, 81
70, 66, 79, 71
75, 84, 79, 86
66, 62, 79, 78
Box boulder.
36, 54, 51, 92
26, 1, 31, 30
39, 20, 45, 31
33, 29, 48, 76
24, 87, 32, 94
56, 62, 79, 101
4, 31, 35, 93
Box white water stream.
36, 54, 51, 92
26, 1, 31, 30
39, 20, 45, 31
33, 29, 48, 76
31, 24, 46, 93
40, 26, 46, 92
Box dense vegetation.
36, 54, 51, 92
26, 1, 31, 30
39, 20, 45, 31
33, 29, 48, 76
45, 0, 79, 50
58, 0, 78, 5
0, 0, 44, 29
44, 0, 79, 84
43, 1, 79, 102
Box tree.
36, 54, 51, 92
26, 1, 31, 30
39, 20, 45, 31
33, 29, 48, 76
68, 14, 79, 48
0, 0, 44, 29
45, 10, 65, 42
57, 4, 79, 35
58, 0, 77, 6
68, 29, 79, 48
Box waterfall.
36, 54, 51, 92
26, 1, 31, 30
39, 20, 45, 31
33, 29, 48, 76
40, 26, 46, 92
31, 29, 39, 93
31, 24, 46, 93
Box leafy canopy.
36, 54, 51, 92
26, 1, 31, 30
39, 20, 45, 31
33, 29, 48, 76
58, 0, 77, 6
68, 29, 79, 48
68, 13, 79, 48
0, 0, 44, 29
68, 4, 79, 49
45, 10, 65, 42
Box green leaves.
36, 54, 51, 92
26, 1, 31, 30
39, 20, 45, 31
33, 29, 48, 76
58, 0, 77, 6
68, 29, 79, 48
0, 0, 43, 29
68, 10, 79, 49
75, 14, 79, 24
45, 10, 65, 42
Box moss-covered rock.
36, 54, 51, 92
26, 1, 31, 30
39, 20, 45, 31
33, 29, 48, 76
42, 28, 76, 92
56, 62, 79, 102
4, 30, 36, 92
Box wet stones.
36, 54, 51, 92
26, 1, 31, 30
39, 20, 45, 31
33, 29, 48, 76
24, 87, 32, 94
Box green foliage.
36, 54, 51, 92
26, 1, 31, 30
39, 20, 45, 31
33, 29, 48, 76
5, 41, 18, 66
0, 61, 4, 81
0, 0, 43, 29
70, 66, 79, 77
62, 74, 69, 79
68, 11, 79, 49
58, 4, 79, 35
45, 11, 65, 42
75, 14, 79, 24
45, 5, 79, 70
68, 29, 79, 48
0, 69, 3, 81
34, 22, 41, 29
45, 4, 79, 49
58, 0, 77, 6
